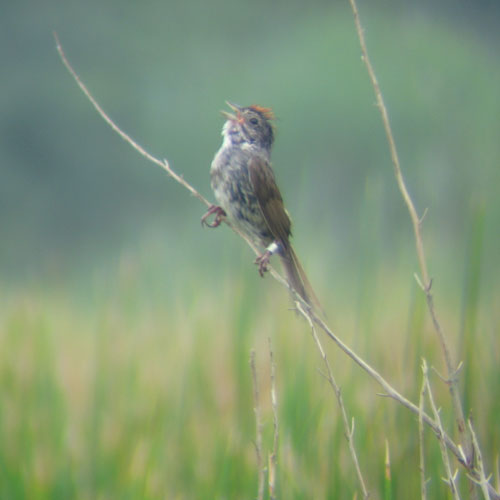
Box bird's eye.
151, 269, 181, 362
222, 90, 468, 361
249, 117, 259, 125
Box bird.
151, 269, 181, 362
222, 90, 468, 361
202, 102, 319, 310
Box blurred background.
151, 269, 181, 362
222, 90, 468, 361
2, 0, 499, 291
1, 0, 499, 498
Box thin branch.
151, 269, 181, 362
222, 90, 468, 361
54, 32, 284, 275
346, 0, 471, 468
419, 361, 429, 500
422, 360, 461, 500
345, 1, 427, 286
468, 420, 492, 499
268, 338, 279, 500
298, 302, 370, 499
250, 350, 265, 500
385, 439, 392, 498
308, 309, 468, 467
54, 33, 212, 209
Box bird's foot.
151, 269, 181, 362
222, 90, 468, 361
201, 205, 226, 228
255, 250, 272, 277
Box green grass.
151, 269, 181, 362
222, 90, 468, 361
1, 2, 498, 497
0, 251, 498, 499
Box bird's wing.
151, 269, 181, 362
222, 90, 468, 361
248, 155, 292, 244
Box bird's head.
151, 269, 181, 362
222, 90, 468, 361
221, 102, 275, 152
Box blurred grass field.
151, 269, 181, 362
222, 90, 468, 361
2, 1, 500, 498
1, 237, 499, 499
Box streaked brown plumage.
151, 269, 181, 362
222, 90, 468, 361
202, 102, 318, 309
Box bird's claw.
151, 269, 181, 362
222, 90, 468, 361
201, 205, 226, 228
255, 250, 272, 277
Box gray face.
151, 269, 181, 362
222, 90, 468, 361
238, 107, 274, 150
222, 106, 274, 152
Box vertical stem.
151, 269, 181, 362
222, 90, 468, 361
418, 367, 428, 500
250, 350, 265, 500
268, 338, 279, 500
423, 360, 461, 499
299, 303, 370, 498
346, 0, 471, 465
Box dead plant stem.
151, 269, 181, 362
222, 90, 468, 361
250, 350, 265, 500
346, 0, 471, 465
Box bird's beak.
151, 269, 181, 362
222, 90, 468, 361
226, 101, 242, 112
220, 101, 242, 121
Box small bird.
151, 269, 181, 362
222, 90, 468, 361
202, 102, 319, 310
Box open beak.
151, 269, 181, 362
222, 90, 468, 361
220, 101, 242, 120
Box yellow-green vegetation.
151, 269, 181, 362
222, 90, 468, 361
1, 253, 498, 499
2, 1, 500, 498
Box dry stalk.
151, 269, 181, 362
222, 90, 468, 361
53, 34, 211, 209
468, 420, 492, 499
419, 363, 429, 500
307, 304, 498, 498
346, 0, 471, 465
297, 302, 369, 499
268, 338, 279, 500
250, 350, 265, 500
422, 360, 461, 499
385, 439, 392, 492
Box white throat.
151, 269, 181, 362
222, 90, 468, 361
221, 120, 248, 148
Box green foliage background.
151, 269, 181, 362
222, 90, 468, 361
1, 1, 499, 498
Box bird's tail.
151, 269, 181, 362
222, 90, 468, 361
280, 245, 321, 314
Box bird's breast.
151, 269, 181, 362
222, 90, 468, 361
210, 146, 273, 245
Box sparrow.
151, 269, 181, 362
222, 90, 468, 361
202, 102, 319, 310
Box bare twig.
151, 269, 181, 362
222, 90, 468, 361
54, 32, 284, 277
310, 311, 497, 498
419, 362, 429, 500
54, 33, 212, 209
385, 439, 392, 498
422, 360, 461, 499
298, 302, 370, 499
468, 420, 492, 499
268, 338, 279, 500
347, 0, 472, 471
250, 350, 265, 500
310, 311, 460, 460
